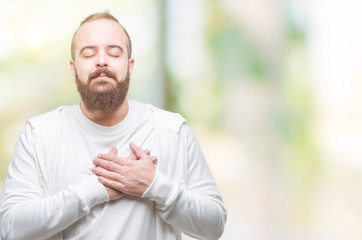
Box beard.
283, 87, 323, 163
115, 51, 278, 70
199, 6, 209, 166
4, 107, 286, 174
75, 68, 130, 112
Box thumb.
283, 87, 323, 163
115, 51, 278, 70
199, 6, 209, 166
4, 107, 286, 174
129, 142, 147, 159
108, 146, 118, 156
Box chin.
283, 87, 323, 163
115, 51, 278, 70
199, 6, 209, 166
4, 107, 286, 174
91, 81, 116, 90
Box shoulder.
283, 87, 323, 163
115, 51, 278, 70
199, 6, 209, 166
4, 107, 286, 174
26, 105, 71, 130
130, 100, 186, 133
146, 104, 186, 133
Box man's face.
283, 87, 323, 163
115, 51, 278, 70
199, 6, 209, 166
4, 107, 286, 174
70, 19, 134, 112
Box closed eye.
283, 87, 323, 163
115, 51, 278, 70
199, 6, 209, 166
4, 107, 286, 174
109, 53, 120, 57
107, 45, 123, 57
80, 46, 97, 58
83, 53, 95, 58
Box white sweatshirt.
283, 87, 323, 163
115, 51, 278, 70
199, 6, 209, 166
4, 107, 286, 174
0, 100, 226, 240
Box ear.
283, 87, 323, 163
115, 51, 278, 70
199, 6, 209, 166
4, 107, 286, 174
128, 58, 134, 76
70, 59, 76, 77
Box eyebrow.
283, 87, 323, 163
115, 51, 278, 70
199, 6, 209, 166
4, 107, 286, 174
79, 45, 124, 55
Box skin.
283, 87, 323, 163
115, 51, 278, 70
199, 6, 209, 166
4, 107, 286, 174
70, 18, 134, 126
70, 19, 156, 200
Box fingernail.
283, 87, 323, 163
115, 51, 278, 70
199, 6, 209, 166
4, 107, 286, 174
98, 154, 103, 158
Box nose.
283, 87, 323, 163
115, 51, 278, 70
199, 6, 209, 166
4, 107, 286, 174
96, 51, 108, 68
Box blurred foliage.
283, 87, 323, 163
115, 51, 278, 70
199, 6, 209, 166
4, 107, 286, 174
280, 4, 322, 228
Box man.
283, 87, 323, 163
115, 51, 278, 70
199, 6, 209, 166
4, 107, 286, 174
0, 12, 226, 240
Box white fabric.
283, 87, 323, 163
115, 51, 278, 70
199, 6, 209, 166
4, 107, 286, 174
0, 100, 226, 240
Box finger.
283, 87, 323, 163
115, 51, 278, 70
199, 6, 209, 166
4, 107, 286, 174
108, 146, 118, 156
127, 151, 149, 161
151, 156, 158, 164
97, 153, 118, 161
127, 154, 137, 160
92, 166, 123, 182
93, 157, 124, 171
97, 154, 127, 165
98, 176, 125, 193
129, 142, 148, 159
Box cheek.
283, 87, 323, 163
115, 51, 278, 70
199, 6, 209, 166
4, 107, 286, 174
75, 64, 92, 81
113, 63, 129, 80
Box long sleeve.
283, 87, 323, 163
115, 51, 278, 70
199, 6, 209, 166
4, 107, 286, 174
0, 125, 109, 240
142, 124, 227, 240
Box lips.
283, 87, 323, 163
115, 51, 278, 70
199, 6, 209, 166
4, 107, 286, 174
96, 74, 109, 79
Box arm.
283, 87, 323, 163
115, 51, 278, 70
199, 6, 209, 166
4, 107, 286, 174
0, 125, 109, 240
142, 125, 227, 240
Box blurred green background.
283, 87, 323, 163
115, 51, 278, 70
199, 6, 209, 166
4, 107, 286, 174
2, 0, 362, 239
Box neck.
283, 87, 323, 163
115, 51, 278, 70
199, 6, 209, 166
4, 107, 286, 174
80, 99, 129, 126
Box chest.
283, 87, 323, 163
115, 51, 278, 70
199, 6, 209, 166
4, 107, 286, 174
50, 125, 156, 193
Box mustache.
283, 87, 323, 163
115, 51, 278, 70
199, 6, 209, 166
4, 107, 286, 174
88, 69, 117, 82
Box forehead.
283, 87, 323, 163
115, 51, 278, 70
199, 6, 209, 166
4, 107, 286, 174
74, 19, 127, 50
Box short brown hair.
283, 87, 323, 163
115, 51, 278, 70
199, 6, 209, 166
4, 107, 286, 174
71, 11, 132, 60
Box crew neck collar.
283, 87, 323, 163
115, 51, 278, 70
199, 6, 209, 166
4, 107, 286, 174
74, 100, 134, 137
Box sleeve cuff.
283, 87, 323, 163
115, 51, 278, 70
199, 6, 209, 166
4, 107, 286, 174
70, 175, 109, 214
142, 169, 179, 207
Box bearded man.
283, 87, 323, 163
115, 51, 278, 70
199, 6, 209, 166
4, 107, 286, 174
0, 11, 226, 240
